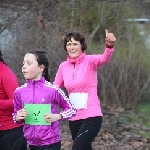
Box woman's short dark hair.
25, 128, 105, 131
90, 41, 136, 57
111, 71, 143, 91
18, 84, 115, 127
0, 51, 6, 65
27, 50, 50, 82
64, 32, 87, 52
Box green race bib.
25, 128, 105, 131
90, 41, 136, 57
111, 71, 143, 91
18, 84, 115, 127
24, 104, 51, 125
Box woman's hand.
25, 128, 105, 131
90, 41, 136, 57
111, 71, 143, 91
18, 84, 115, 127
16, 108, 28, 121
105, 29, 116, 47
44, 114, 62, 123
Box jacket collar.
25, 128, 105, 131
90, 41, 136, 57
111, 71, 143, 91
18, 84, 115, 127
26, 76, 45, 86
67, 52, 86, 64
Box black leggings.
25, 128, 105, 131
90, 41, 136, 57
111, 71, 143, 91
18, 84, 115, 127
69, 116, 102, 150
29, 141, 61, 150
0, 126, 27, 150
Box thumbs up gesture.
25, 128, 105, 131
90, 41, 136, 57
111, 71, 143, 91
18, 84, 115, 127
105, 29, 116, 47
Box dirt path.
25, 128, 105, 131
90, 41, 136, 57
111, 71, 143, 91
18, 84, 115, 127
60, 111, 150, 150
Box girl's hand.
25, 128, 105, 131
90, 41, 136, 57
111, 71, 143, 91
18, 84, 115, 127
16, 108, 28, 121
105, 29, 116, 47
44, 114, 62, 123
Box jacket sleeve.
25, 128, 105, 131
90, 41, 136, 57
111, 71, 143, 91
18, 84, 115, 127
89, 47, 114, 70
53, 63, 64, 88
0, 69, 19, 111
54, 86, 76, 120
12, 90, 24, 123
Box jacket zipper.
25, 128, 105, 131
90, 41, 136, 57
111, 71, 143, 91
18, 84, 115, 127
72, 63, 76, 78
32, 82, 37, 145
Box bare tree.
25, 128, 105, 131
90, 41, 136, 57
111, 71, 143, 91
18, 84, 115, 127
0, 0, 150, 108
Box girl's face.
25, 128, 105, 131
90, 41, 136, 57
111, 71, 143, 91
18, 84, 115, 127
66, 38, 82, 59
22, 53, 44, 80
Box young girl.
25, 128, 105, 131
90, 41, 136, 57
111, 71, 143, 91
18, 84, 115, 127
13, 50, 76, 150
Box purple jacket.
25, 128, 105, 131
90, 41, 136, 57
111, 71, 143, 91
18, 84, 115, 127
13, 77, 76, 146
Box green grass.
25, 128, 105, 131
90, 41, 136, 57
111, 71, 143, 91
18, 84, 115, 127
132, 104, 150, 137
135, 104, 150, 127
114, 104, 150, 137
135, 104, 150, 114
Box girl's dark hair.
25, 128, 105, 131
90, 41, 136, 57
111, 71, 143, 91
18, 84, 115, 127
27, 50, 50, 82
64, 32, 87, 52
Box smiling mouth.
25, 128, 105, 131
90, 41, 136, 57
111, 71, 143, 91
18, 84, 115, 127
69, 51, 77, 53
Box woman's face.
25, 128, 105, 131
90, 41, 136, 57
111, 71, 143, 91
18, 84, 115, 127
66, 38, 82, 59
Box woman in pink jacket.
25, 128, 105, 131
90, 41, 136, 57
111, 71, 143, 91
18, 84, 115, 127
53, 29, 116, 150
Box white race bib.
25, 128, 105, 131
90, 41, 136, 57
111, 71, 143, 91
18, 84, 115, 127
69, 93, 88, 109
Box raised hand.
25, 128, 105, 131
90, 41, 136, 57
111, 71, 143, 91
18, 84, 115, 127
105, 29, 116, 47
